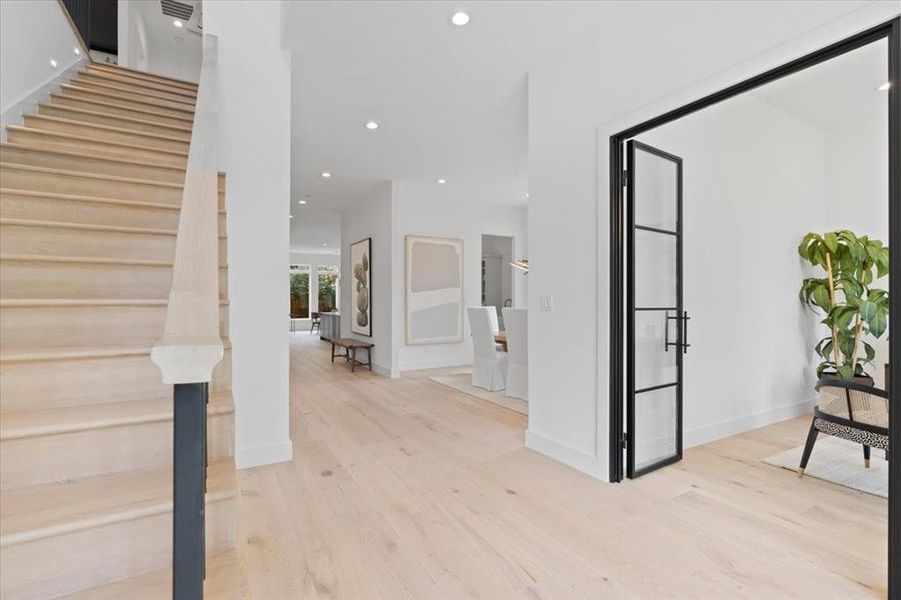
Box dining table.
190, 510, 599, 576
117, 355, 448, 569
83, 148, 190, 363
495, 331, 507, 350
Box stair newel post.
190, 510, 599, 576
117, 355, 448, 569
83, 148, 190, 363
149, 33, 223, 600
172, 382, 208, 598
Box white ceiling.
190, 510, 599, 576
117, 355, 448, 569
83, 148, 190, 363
751, 38, 889, 131
285, 0, 883, 230
290, 208, 341, 256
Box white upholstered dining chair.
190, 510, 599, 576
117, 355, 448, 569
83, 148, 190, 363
467, 306, 507, 391
502, 308, 527, 401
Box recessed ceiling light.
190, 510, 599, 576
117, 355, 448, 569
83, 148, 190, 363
877, 81, 891, 91
289, 215, 294, 219
298, 200, 307, 204
322, 243, 328, 247
49, 58, 57, 68
451, 12, 470, 26
437, 178, 447, 184
173, 19, 183, 28
321, 172, 331, 178
74, 48, 80, 55
524, 193, 529, 198
365, 120, 379, 130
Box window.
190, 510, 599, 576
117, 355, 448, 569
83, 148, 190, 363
289, 264, 311, 319
317, 265, 339, 313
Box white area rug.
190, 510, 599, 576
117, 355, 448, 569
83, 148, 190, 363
763, 436, 888, 498
429, 373, 528, 415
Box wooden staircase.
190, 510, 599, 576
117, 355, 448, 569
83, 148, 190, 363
0, 63, 239, 598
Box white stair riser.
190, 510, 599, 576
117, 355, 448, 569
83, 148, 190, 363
0, 352, 232, 411
0, 498, 234, 599
0, 303, 229, 350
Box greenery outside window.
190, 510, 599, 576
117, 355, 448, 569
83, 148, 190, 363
290, 264, 311, 319
318, 265, 339, 313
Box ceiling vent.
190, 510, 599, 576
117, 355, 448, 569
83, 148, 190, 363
159, 0, 202, 34
160, 0, 193, 21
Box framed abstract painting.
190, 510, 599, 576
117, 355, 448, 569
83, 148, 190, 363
350, 237, 372, 336
405, 235, 463, 345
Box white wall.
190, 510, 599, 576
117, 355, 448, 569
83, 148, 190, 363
527, 2, 899, 480
823, 112, 890, 388
639, 94, 826, 449
289, 252, 340, 324
340, 183, 395, 376
118, 0, 201, 83
391, 181, 528, 372
204, 0, 293, 469
0, 0, 87, 117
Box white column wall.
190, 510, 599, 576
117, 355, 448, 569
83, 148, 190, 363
204, 0, 293, 469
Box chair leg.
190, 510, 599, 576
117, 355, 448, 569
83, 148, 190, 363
798, 418, 819, 478
863, 444, 871, 469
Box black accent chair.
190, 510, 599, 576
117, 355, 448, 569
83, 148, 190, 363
310, 312, 321, 334
799, 378, 890, 477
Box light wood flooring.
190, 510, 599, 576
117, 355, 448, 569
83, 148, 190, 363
236, 331, 888, 598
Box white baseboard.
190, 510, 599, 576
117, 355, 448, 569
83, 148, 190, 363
684, 397, 816, 449
0, 56, 88, 142
398, 357, 472, 372
525, 429, 608, 482
372, 363, 400, 378
236, 440, 293, 469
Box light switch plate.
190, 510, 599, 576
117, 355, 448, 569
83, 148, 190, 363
540, 295, 554, 311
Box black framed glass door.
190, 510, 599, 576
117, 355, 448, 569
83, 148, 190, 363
626, 140, 687, 478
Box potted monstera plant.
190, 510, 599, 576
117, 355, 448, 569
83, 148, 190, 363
798, 230, 889, 382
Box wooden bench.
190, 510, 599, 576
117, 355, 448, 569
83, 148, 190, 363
329, 338, 374, 373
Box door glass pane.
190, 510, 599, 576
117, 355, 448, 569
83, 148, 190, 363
634, 386, 678, 472
634, 147, 678, 231
634, 229, 676, 308
634, 311, 678, 390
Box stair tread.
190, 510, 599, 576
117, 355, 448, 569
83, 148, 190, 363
0, 162, 185, 187
86, 64, 199, 90
0, 392, 233, 441
0, 339, 231, 363
60, 80, 194, 114
7, 125, 189, 158
37, 103, 193, 133
0, 253, 228, 266
23, 114, 191, 143
51, 93, 195, 123
0, 298, 229, 307
72, 75, 199, 101
1, 143, 186, 172
62, 549, 241, 600
0, 187, 225, 212
0, 217, 177, 235
0, 456, 237, 546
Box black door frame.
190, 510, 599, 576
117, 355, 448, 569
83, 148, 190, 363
607, 17, 900, 598
626, 140, 685, 478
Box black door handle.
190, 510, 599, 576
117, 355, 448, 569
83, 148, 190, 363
682, 311, 691, 353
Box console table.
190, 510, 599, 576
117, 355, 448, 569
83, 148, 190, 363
319, 312, 340, 341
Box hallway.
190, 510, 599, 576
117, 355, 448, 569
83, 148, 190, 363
236, 333, 887, 598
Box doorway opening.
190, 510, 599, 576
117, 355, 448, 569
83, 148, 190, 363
481, 234, 514, 329
608, 18, 899, 594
